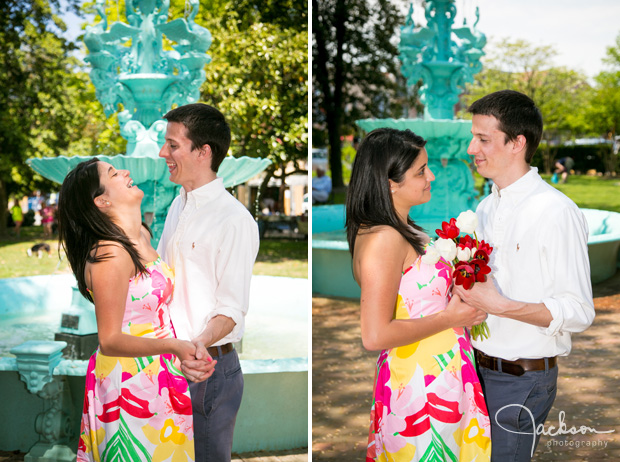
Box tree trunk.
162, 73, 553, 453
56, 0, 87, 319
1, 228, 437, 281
326, 113, 344, 189
313, 0, 346, 189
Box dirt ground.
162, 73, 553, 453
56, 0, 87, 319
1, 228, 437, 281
312, 270, 620, 461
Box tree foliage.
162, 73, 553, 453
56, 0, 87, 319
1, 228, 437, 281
584, 33, 620, 173
0, 0, 114, 236
312, 0, 410, 188
192, 0, 308, 207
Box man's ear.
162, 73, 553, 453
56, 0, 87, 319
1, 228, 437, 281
512, 134, 527, 154
198, 144, 212, 158
198, 144, 214, 170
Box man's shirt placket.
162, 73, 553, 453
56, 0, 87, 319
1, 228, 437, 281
171, 194, 195, 268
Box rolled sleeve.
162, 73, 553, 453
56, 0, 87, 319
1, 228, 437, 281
208, 214, 259, 343
538, 207, 595, 336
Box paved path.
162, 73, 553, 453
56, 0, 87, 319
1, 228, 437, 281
312, 271, 620, 461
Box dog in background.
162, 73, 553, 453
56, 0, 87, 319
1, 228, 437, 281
27, 243, 52, 258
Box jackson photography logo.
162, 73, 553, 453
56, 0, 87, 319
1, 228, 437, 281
495, 404, 616, 456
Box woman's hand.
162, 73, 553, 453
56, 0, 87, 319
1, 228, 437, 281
443, 293, 488, 329
172, 339, 198, 362
180, 340, 217, 383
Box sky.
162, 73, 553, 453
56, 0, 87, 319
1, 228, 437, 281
464, 0, 620, 79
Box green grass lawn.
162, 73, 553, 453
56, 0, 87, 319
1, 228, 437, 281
0, 227, 69, 278
540, 174, 620, 213
0, 227, 308, 279
253, 238, 308, 278
474, 173, 620, 213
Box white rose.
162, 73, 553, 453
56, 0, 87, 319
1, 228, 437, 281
456, 246, 472, 262
456, 210, 478, 235
421, 246, 441, 265
435, 238, 457, 262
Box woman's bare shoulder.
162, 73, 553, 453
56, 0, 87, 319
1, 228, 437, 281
356, 225, 408, 247
354, 225, 410, 263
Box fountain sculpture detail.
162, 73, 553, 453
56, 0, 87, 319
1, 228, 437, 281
357, 0, 486, 228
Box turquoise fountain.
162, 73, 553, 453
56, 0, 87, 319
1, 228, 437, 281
314, 0, 486, 298
312, 0, 620, 298
357, 0, 486, 225
28, 0, 271, 243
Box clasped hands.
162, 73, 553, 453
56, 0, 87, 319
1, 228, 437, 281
449, 277, 505, 328
175, 339, 217, 383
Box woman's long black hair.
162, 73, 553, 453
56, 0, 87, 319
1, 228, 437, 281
57, 158, 150, 302
346, 128, 427, 257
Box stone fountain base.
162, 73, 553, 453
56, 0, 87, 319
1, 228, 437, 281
53, 333, 98, 361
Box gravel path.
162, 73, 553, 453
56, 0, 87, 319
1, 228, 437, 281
312, 270, 620, 461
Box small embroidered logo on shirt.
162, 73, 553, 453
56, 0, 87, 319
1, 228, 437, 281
516, 243, 520, 251
192, 242, 195, 249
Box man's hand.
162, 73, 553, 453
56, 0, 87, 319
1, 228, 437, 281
444, 293, 488, 328
454, 278, 553, 328
181, 340, 217, 383
453, 279, 504, 315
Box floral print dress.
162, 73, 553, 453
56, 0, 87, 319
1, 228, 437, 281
366, 256, 491, 462
78, 257, 194, 462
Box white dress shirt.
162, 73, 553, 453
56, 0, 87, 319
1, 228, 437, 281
157, 177, 259, 345
472, 168, 595, 360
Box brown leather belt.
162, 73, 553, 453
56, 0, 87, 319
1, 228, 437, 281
207, 343, 234, 358
474, 349, 557, 377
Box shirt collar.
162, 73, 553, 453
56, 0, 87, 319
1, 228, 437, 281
181, 177, 225, 208
491, 167, 540, 206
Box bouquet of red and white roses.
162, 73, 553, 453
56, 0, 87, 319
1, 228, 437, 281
422, 210, 493, 340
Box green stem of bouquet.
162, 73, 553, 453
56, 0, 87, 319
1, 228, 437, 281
470, 321, 490, 340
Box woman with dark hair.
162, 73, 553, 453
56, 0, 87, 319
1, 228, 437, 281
58, 158, 202, 461
346, 128, 492, 461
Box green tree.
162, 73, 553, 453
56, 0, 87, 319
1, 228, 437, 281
0, 0, 115, 236
312, 0, 410, 189
163, 0, 308, 212
585, 33, 620, 174
462, 39, 591, 173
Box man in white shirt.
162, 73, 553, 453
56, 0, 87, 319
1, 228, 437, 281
454, 90, 595, 462
157, 103, 259, 462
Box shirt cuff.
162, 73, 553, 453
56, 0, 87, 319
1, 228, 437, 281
203, 308, 245, 344
540, 297, 563, 336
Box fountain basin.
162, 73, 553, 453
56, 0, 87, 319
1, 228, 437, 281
312, 204, 620, 298
0, 274, 307, 454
